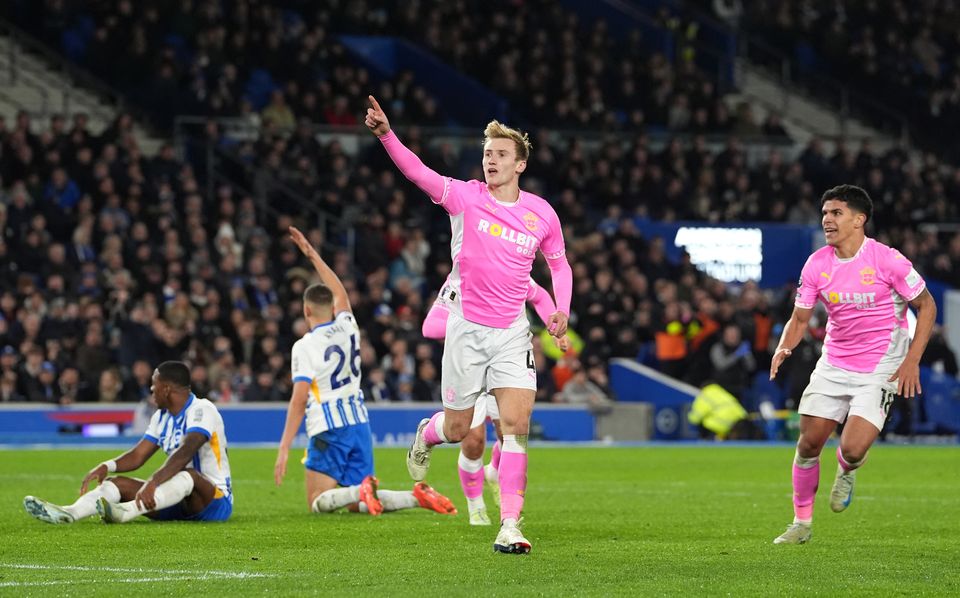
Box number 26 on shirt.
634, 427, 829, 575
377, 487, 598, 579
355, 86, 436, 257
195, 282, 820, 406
324, 334, 361, 389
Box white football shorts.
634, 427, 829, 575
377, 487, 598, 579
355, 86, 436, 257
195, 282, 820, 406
798, 357, 898, 431
441, 310, 536, 411
470, 392, 501, 428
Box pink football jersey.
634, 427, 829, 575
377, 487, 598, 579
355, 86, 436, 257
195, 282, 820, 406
436, 178, 565, 328
796, 237, 926, 373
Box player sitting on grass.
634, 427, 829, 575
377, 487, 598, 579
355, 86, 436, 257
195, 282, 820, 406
24, 361, 234, 524
274, 226, 456, 516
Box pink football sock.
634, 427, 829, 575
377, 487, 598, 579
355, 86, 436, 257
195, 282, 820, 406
792, 459, 819, 522
498, 450, 527, 522
422, 411, 446, 446
490, 440, 502, 470
837, 446, 866, 472
458, 454, 484, 500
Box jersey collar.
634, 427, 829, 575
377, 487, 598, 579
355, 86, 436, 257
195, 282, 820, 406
169, 393, 196, 419
311, 321, 334, 332
485, 184, 522, 207
834, 237, 868, 263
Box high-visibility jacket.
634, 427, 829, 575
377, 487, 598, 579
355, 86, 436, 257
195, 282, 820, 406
688, 383, 747, 437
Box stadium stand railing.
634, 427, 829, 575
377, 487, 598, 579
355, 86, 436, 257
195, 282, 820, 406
0, 18, 128, 127
611, 0, 912, 143
173, 116, 357, 262
736, 34, 911, 142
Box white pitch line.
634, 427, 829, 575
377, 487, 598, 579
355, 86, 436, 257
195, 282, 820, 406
0, 577, 183, 588
0, 563, 270, 579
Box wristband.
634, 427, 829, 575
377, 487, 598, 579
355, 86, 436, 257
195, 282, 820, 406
102, 460, 117, 473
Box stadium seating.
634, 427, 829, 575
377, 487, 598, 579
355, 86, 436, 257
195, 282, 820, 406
732, 0, 960, 160
0, 2, 956, 438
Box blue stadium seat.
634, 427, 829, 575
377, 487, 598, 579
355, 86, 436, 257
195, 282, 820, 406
60, 29, 86, 62
163, 34, 192, 65
244, 69, 277, 110
918, 369, 960, 434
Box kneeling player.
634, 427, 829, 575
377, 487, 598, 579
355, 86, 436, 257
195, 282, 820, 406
24, 361, 233, 524
274, 227, 456, 516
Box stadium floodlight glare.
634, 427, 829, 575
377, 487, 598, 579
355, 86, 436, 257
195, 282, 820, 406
674, 226, 763, 282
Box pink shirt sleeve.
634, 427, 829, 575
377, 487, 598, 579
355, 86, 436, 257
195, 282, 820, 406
539, 208, 571, 315
526, 279, 557, 322
795, 254, 820, 309
378, 131, 447, 205
883, 248, 926, 301
539, 208, 566, 260
547, 257, 572, 316
421, 302, 449, 339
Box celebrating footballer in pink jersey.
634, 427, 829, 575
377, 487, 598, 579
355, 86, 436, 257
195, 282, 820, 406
366, 95, 572, 554
770, 185, 936, 545
422, 276, 569, 527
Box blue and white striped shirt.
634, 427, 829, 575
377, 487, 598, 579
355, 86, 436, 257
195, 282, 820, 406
291, 311, 370, 436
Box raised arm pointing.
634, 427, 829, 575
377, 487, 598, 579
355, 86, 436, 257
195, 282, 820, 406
289, 226, 351, 314
365, 95, 391, 136
365, 95, 446, 202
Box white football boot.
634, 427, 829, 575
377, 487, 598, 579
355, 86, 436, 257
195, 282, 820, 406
773, 522, 812, 545
406, 418, 433, 481
23, 496, 74, 524
493, 518, 531, 554
830, 466, 856, 512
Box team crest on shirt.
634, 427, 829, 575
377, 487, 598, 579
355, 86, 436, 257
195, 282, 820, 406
522, 212, 539, 231
859, 267, 876, 285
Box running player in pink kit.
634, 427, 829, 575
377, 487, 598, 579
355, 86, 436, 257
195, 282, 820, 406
423, 276, 567, 526
365, 96, 572, 554
770, 185, 936, 544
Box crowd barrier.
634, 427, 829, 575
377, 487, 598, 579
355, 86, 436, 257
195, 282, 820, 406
0, 403, 596, 446
610, 358, 960, 440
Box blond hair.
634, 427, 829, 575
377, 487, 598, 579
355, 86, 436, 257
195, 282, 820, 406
483, 120, 532, 161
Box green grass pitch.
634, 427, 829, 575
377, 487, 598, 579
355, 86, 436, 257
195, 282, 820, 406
1, 445, 958, 596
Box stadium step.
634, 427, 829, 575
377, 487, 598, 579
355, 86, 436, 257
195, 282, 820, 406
0, 25, 164, 155
735, 59, 901, 154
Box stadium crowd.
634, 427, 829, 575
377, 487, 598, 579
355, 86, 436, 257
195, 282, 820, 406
6, 0, 787, 136
0, 0, 958, 414
1, 105, 958, 410
738, 0, 960, 159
